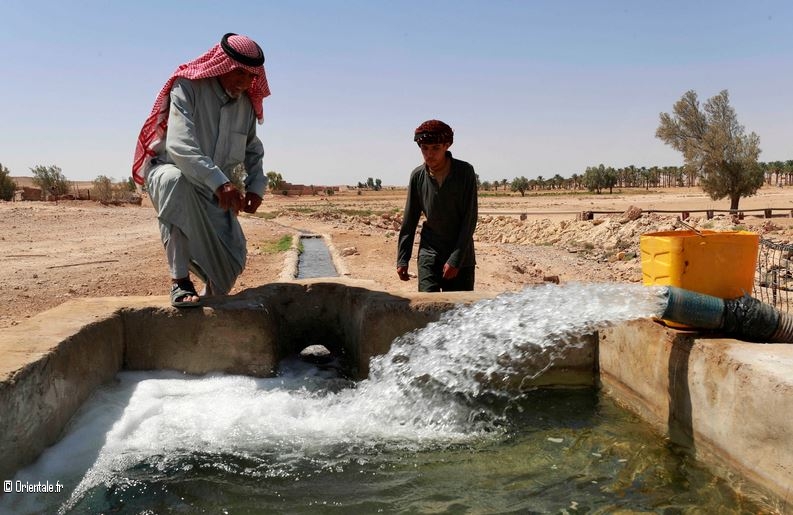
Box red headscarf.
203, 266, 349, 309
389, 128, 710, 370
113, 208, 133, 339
414, 119, 454, 146
132, 33, 271, 185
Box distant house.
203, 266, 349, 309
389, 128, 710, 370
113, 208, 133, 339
277, 182, 340, 196
20, 186, 43, 201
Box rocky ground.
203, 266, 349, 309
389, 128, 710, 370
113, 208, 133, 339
3, 186, 793, 329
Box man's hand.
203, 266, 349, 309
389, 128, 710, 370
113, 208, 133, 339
216, 183, 244, 214
442, 263, 459, 280
243, 192, 263, 214
397, 266, 410, 281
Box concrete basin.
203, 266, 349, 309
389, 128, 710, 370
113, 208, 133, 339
0, 279, 790, 507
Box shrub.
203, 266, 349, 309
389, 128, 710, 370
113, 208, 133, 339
0, 163, 15, 201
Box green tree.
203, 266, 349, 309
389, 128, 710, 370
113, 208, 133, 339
374, 178, 382, 191
30, 165, 69, 198
582, 164, 606, 194
570, 173, 580, 190
603, 166, 618, 194
266, 170, 284, 191
0, 163, 15, 201
656, 89, 763, 210
510, 176, 530, 197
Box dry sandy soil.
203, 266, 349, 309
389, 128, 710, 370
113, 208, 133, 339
3, 186, 793, 330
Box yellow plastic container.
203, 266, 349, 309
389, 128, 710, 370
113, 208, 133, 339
640, 230, 759, 299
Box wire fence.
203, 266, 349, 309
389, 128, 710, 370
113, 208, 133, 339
755, 238, 793, 312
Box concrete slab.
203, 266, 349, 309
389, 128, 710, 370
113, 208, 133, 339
599, 319, 793, 505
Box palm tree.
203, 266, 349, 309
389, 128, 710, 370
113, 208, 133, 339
570, 173, 580, 190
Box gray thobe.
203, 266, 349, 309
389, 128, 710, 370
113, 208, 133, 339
144, 77, 266, 294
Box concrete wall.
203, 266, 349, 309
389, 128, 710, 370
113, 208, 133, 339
599, 320, 793, 505
123, 305, 280, 376
0, 298, 129, 481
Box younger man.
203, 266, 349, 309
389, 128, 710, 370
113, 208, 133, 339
396, 120, 478, 292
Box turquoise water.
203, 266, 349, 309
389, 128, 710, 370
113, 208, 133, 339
1, 284, 777, 513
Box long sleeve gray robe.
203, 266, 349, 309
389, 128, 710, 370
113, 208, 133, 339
144, 77, 266, 294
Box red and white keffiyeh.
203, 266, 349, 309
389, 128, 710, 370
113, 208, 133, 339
132, 34, 271, 185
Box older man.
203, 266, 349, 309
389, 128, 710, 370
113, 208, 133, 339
132, 33, 270, 307
396, 120, 478, 292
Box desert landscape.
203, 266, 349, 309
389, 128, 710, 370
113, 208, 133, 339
3, 184, 793, 330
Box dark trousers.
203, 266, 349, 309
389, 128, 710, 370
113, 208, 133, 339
417, 252, 475, 292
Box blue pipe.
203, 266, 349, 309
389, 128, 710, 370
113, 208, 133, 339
660, 286, 793, 343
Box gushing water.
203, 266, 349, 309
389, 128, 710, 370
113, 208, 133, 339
3, 283, 671, 514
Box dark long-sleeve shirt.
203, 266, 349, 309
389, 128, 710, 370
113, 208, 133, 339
397, 153, 478, 268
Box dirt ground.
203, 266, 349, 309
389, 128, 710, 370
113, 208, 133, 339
3, 185, 793, 330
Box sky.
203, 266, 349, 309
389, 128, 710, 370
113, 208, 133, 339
1, 0, 791, 187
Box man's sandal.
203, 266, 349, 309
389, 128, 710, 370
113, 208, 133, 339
170, 280, 202, 308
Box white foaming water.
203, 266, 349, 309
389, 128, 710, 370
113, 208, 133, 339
1, 283, 668, 514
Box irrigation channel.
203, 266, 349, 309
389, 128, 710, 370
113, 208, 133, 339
2, 283, 777, 513
296, 235, 338, 279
